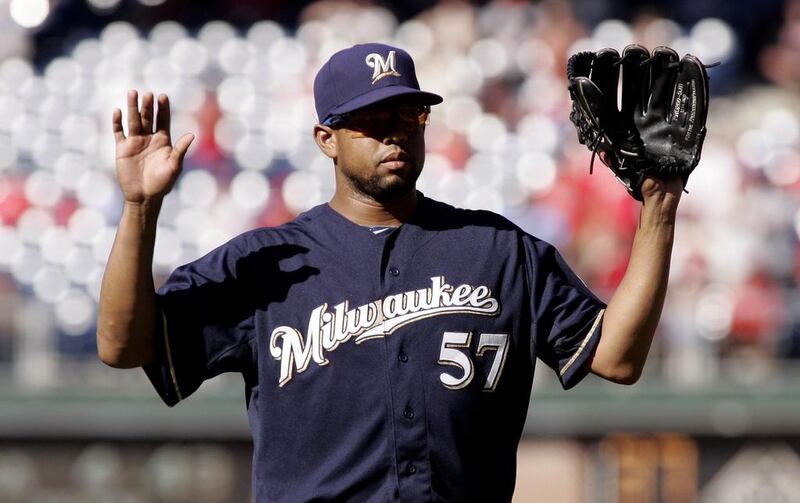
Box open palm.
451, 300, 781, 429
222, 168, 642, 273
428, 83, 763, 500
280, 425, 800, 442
112, 90, 194, 204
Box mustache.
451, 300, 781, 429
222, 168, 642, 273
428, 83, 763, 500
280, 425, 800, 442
381, 150, 412, 163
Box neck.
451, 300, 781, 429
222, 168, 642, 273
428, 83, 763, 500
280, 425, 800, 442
329, 188, 418, 227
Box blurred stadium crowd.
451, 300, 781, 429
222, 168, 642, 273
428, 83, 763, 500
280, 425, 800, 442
0, 0, 798, 389
0, 0, 799, 501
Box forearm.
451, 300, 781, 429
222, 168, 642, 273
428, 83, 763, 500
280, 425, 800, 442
592, 192, 677, 383
96, 200, 162, 368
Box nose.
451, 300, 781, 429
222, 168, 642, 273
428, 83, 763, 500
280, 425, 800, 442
382, 127, 408, 145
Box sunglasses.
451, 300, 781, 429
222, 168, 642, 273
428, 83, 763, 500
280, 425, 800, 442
323, 104, 431, 135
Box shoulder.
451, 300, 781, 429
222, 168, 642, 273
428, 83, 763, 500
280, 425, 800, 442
173, 205, 326, 275
419, 195, 521, 234
228, 204, 328, 251
419, 195, 560, 260
164, 207, 327, 286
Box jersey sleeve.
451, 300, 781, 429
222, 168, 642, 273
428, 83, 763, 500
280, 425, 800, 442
524, 236, 606, 390
143, 235, 258, 406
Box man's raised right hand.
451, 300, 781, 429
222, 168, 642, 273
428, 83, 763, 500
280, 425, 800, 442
112, 90, 194, 205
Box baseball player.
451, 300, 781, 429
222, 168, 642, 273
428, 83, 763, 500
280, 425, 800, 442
97, 43, 684, 502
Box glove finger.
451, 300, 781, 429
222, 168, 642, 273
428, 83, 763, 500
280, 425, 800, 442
646, 46, 679, 118
589, 48, 620, 110
671, 53, 710, 157
567, 51, 594, 80
572, 76, 623, 132
620, 44, 650, 121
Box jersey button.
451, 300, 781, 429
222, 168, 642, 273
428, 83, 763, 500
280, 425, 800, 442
389, 266, 400, 277
407, 464, 417, 475
403, 407, 415, 420
398, 352, 408, 363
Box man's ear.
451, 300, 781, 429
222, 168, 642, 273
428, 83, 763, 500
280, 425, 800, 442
314, 124, 337, 160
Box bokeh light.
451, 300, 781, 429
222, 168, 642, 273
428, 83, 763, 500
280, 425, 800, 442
69, 208, 107, 245
282, 170, 323, 215
467, 113, 507, 152
0, 226, 22, 269
178, 169, 219, 208
230, 171, 270, 212
55, 288, 96, 335
39, 227, 73, 265
153, 226, 183, 271
0, 450, 38, 499
71, 444, 124, 491
86, 0, 123, 12
145, 445, 194, 500
32, 265, 70, 303
0, 137, 18, 171
9, 0, 50, 29
198, 21, 237, 60
516, 152, 557, 196
691, 18, 735, 62
149, 21, 190, 53
593, 19, 634, 49
169, 39, 209, 77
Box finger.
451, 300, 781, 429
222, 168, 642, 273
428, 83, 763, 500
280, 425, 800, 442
171, 133, 195, 164
126, 89, 142, 135
140, 91, 154, 134
111, 108, 125, 143
155, 93, 171, 135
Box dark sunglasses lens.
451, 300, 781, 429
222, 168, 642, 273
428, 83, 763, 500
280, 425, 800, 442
336, 105, 430, 132
393, 106, 429, 127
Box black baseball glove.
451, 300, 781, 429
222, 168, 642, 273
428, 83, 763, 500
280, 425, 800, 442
566, 44, 712, 201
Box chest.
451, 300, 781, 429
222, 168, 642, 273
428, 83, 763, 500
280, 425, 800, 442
255, 228, 530, 397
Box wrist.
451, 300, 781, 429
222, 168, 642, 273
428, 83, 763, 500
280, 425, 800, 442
637, 204, 677, 247
122, 198, 163, 231
124, 197, 163, 213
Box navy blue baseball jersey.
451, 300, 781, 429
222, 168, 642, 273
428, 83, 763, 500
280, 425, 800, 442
144, 193, 606, 503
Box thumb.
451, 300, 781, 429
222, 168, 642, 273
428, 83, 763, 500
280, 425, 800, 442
172, 133, 195, 164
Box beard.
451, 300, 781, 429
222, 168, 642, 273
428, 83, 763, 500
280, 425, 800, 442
342, 164, 422, 202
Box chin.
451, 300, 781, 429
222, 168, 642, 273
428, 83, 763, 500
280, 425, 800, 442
374, 181, 416, 201
341, 161, 422, 201
361, 174, 418, 201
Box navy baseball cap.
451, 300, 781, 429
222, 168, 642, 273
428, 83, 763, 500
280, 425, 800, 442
314, 43, 443, 125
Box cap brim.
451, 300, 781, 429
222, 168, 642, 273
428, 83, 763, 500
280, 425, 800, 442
328, 87, 443, 118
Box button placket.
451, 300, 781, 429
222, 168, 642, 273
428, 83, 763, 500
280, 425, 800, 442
379, 228, 431, 495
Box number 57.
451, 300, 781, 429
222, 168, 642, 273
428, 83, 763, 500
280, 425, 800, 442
437, 332, 509, 392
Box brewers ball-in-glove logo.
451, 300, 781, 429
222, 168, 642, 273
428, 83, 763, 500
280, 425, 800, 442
566, 44, 716, 201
